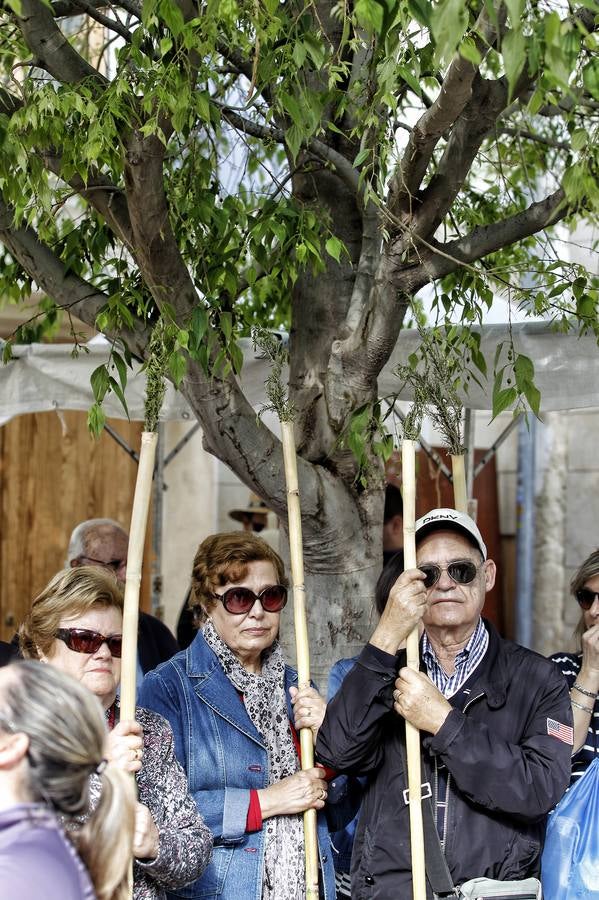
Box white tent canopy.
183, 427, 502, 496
1, 322, 598, 422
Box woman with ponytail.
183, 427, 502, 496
0, 660, 135, 900
20, 566, 212, 900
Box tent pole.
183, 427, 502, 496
464, 409, 476, 502
515, 416, 537, 648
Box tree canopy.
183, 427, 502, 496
1, 0, 598, 670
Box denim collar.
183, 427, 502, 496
183, 629, 298, 744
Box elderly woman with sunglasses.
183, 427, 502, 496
551, 549, 599, 786
19, 566, 213, 900
138, 531, 336, 900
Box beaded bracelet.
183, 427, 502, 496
571, 698, 594, 714
573, 681, 597, 699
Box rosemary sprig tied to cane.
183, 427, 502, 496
121, 321, 170, 721
120, 322, 170, 896
400, 409, 427, 900
396, 328, 467, 512
253, 328, 319, 899
144, 323, 170, 434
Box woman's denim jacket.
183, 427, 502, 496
138, 631, 336, 900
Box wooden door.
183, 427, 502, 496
0, 411, 152, 642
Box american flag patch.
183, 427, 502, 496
547, 718, 574, 744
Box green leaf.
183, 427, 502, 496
220, 311, 232, 342
168, 350, 187, 388
571, 128, 587, 151
279, 91, 303, 127
458, 38, 482, 65
285, 124, 303, 162
90, 364, 111, 404
407, 0, 430, 26
572, 277, 587, 300
503, 0, 524, 27
514, 353, 534, 386
522, 380, 541, 417
230, 341, 244, 375
112, 350, 128, 392
397, 65, 423, 96
353, 147, 371, 167
583, 62, 599, 101
492, 386, 518, 418
325, 236, 343, 262
303, 33, 326, 69
108, 376, 130, 419
190, 306, 208, 349
2, 339, 14, 364
292, 42, 307, 68
87, 402, 106, 437
471, 347, 487, 378
354, 0, 384, 34
430, 0, 469, 63
196, 92, 211, 122
502, 28, 527, 100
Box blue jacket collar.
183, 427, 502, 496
184, 630, 299, 743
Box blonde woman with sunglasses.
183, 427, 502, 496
19, 566, 212, 900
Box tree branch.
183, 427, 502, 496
327, 184, 569, 417
388, 4, 505, 217
498, 125, 570, 151
51, 0, 141, 17
380, 187, 569, 297
0, 193, 148, 355
0, 85, 23, 117
218, 104, 361, 199
430, 187, 568, 276
412, 72, 517, 237
16, 0, 107, 85
120, 128, 327, 519
344, 201, 381, 333
389, 57, 480, 216
42, 150, 134, 249
70, 0, 134, 43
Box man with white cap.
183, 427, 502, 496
317, 508, 573, 899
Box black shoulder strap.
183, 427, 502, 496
422, 795, 457, 896
398, 736, 456, 896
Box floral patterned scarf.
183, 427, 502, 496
203, 619, 305, 899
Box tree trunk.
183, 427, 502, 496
277, 479, 384, 685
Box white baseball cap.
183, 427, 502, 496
415, 508, 487, 560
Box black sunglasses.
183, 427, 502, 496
55, 628, 123, 658
419, 560, 481, 589
214, 585, 288, 615
575, 589, 599, 611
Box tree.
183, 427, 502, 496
0, 0, 598, 677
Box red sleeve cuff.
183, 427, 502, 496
246, 789, 263, 832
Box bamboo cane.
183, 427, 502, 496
402, 439, 427, 900
281, 419, 319, 900
119, 430, 158, 900
120, 431, 158, 719
450, 452, 468, 514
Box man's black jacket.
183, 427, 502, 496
316, 622, 572, 899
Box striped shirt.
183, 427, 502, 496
422, 618, 489, 698
550, 651, 599, 786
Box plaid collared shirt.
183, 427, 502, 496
422, 617, 488, 698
